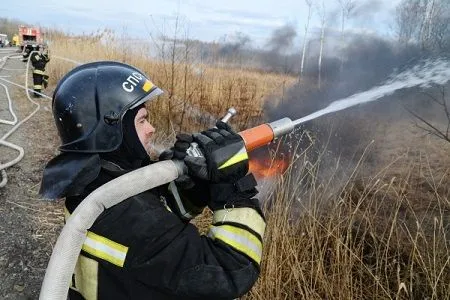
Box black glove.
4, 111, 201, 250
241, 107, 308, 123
184, 121, 259, 212
184, 121, 249, 183
159, 133, 195, 188
159, 133, 210, 218
159, 133, 192, 160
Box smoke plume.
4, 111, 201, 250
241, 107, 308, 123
265, 24, 297, 53
262, 24, 299, 74
264, 33, 448, 191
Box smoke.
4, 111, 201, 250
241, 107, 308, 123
264, 33, 448, 192
218, 32, 252, 58
350, 0, 384, 26
326, 0, 385, 28
262, 24, 299, 74
269, 34, 428, 120
265, 24, 297, 53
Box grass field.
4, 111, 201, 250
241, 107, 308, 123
245, 123, 449, 299
46, 33, 449, 300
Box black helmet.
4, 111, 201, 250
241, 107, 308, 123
53, 61, 163, 153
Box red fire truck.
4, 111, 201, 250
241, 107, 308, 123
18, 25, 43, 50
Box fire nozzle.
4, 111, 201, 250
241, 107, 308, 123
220, 107, 294, 152
238, 118, 294, 152
186, 108, 295, 157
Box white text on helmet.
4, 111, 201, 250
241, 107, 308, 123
122, 72, 144, 92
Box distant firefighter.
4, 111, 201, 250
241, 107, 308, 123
30, 45, 50, 98
12, 34, 19, 46
22, 47, 31, 62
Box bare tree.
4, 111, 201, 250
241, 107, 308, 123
316, 0, 327, 89
179, 28, 193, 132
0, 18, 24, 40
407, 86, 450, 143
299, 0, 314, 82
165, 14, 181, 132
427, 0, 450, 51
395, 0, 450, 51
395, 0, 421, 44
419, 0, 436, 49
337, 0, 357, 73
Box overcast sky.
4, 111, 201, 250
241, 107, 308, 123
1, 0, 402, 46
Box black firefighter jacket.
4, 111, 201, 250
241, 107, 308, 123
30, 52, 50, 71
64, 162, 266, 300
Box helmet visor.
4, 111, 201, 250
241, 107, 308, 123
129, 85, 164, 110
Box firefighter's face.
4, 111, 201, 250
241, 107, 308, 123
134, 107, 155, 155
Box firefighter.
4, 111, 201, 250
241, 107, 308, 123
12, 34, 19, 47
22, 47, 31, 62
40, 61, 265, 300
30, 45, 50, 98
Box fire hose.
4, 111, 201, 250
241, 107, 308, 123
39, 109, 298, 300
0, 49, 27, 187
0, 50, 49, 187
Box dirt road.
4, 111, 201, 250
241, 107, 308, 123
0, 48, 63, 299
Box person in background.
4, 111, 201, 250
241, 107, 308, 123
40, 61, 265, 299
12, 34, 19, 47
30, 45, 50, 98
22, 46, 32, 62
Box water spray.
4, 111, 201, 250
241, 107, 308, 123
238, 59, 450, 151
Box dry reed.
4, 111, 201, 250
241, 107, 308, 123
44, 33, 449, 300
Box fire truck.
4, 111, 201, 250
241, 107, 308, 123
18, 25, 43, 50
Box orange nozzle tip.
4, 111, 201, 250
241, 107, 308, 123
239, 124, 274, 152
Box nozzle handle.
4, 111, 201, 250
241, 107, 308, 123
186, 107, 238, 158
221, 107, 237, 123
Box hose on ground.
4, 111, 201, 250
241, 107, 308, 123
0, 49, 44, 187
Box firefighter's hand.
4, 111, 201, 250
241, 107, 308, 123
184, 121, 249, 183
184, 122, 259, 213
160, 134, 211, 211
159, 133, 193, 161
159, 133, 195, 189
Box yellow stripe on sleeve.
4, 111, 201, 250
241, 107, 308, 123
208, 225, 263, 264
82, 231, 128, 267
213, 207, 265, 238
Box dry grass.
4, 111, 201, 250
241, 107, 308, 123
45, 32, 295, 134
44, 33, 450, 299
238, 124, 450, 299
